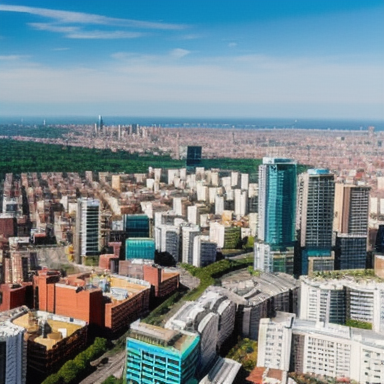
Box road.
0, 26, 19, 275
79, 350, 126, 384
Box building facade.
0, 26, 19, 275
256, 158, 297, 273
126, 320, 199, 384
295, 169, 335, 276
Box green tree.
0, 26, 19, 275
42, 373, 62, 384
58, 360, 80, 384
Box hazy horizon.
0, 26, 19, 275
1, 1, 383, 119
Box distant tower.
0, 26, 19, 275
98, 115, 104, 133
176, 132, 180, 160
118, 125, 121, 140
131, 123, 139, 135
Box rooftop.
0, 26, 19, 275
200, 357, 241, 384
129, 320, 198, 353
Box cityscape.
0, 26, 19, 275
1, 1, 384, 384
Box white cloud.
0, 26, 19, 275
170, 48, 190, 59
0, 55, 29, 60
0, 4, 186, 30
52, 48, 69, 51
179, 34, 202, 40
28, 23, 79, 33
66, 31, 143, 39
228, 42, 237, 48
0, 54, 382, 119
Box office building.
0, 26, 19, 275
333, 183, 370, 271
258, 158, 297, 246
334, 184, 370, 235
256, 158, 297, 273
131, 123, 139, 135
126, 320, 199, 384
295, 169, 335, 276
98, 115, 104, 132
181, 224, 200, 264
125, 238, 155, 260
75, 198, 101, 263
0, 307, 27, 384
155, 224, 181, 262
186, 146, 202, 168
125, 214, 150, 238
193, 235, 217, 267
335, 234, 367, 270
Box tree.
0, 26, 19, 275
42, 373, 62, 384
59, 360, 80, 384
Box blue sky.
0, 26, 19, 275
0, 0, 383, 119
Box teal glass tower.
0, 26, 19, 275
125, 238, 155, 260
125, 214, 150, 238
126, 320, 199, 384
258, 158, 297, 246
255, 158, 297, 273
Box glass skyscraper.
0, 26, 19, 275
255, 158, 297, 273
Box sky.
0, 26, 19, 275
0, 0, 383, 119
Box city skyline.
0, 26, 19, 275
1, 0, 383, 119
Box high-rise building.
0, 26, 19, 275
295, 169, 335, 276
258, 158, 297, 246
192, 235, 217, 267
186, 146, 202, 168
98, 115, 103, 132
255, 158, 297, 273
335, 234, 367, 270
124, 214, 150, 238
131, 123, 139, 135
334, 184, 370, 235
181, 224, 200, 264
125, 238, 155, 260
333, 183, 370, 270
0, 307, 27, 384
126, 320, 199, 384
75, 198, 101, 263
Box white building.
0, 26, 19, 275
181, 224, 200, 264
0, 307, 27, 384
258, 311, 384, 384
193, 235, 217, 267
299, 276, 384, 334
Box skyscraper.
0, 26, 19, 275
295, 169, 335, 275
75, 198, 101, 263
333, 183, 370, 270
255, 158, 297, 273
98, 115, 103, 132
334, 183, 370, 235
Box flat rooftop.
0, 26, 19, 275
12, 312, 86, 350
129, 320, 198, 353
